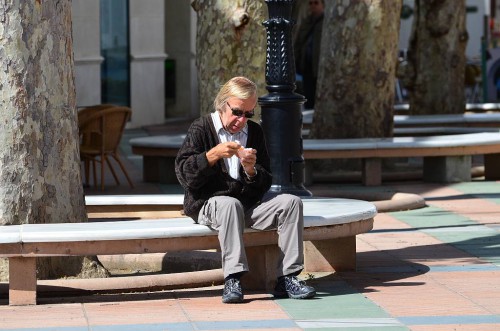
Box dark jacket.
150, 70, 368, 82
175, 115, 272, 221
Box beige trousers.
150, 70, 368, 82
197, 193, 304, 279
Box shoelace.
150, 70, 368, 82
285, 276, 306, 291
224, 279, 241, 293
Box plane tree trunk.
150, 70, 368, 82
191, 0, 267, 115
398, 0, 468, 115
310, 0, 401, 139
0, 1, 108, 281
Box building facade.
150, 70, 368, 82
72, 0, 198, 128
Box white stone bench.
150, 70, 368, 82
394, 103, 500, 113
130, 135, 186, 184
0, 197, 376, 305
85, 194, 185, 218
302, 110, 500, 135
130, 132, 500, 186
130, 134, 186, 183
303, 132, 500, 185
303, 126, 500, 139
393, 127, 500, 137
394, 113, 500, 128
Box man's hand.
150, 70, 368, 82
237, 147, 257, 176
206, 142, 241, 166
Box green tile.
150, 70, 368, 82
390, 205, 476, 229
450, 182, 500, 204
390, 205, 500, 263
277, 280, 390, 320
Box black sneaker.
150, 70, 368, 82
274, 275, 316, 299
222, 278, 244, 303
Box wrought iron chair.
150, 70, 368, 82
78, 106, 134, 190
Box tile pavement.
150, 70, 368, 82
0, 126, 499, 330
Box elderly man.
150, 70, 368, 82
175, 76, 315, 303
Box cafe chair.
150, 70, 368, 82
79, 106, 134, 190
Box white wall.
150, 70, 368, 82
164, 1, 199, 119
73, 0, 167, 128
72, 0, 102, 108
129, 0, 167, 128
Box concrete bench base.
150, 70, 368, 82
130, 135, 184, 184
1, 197, 376, 305
423, 155, 472, 182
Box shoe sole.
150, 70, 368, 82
222, 296, 244, 304
222, 299, 244, 303
274, 290, 316, 299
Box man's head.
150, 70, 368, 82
308, 0, 324, 17
214, 76, 258, 134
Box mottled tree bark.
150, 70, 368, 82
310, 0, 401, 139
399, 0, 467, 115
0, 1, 107, 281
191, 0, 267, 115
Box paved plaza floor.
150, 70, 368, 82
0, 125, 499, 331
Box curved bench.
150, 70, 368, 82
394, 113, 500, 128
393, 126, 500, 137
85, 194, 185, 218
0, 197, 376, 305
303, 110, 500, 135
303, 132, 500, 185
130, 132, 500, 186
130, 134, 186, 183
394, 103, 500, 113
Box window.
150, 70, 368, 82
100, 0, 130, 106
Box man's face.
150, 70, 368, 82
309, 0, 324, 17
220, 95, 257, 134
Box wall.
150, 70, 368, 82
164, 1, 199, 119
72, 0, 167, 128
72, 0, 102, 108
129, 0, 167, 127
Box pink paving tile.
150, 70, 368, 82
428, 271, 500, 314
410, 324, 500, 331
358, 213, 489, 267
373, 213, 415, 231
177, 292, 290, 322
430, 198, 500, 225
0, 303, 87, 328
83, 298, 187, 325
346, 272, 491, 317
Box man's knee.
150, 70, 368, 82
277, 194, 303, 210
216, 196, 244, 211
213, 196, 245, 228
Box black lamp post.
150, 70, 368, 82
259, 0, 312, 196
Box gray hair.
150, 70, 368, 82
213, 76, 257, 113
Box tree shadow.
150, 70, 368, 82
333, 235, 499, 295
425, 192, 500, 201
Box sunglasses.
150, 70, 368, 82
227, 102, 255, 119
